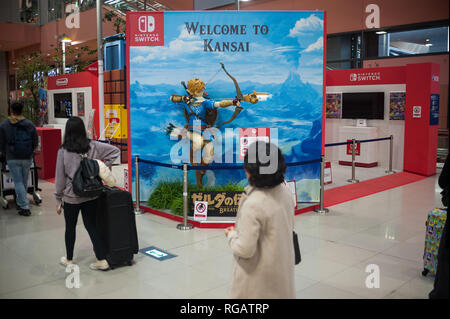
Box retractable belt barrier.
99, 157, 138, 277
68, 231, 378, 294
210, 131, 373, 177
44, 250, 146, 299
137, 158, 321, 170
130, 136, 395, 225
324, 135, 396, 185
97, 140, 128, 147
324, 136, 391, 148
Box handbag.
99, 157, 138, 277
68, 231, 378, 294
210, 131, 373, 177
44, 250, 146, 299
293, 231, 301, 265
95, 159, 116, 187
72, 154, 104, 198
441, 186, 448, 207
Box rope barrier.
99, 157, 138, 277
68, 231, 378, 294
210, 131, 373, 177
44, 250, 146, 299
325, 141, 352, 147
138, 158, 184, 170
136, 157, 321, 170
357, 137, 391, 144
99, 136, 392, 151
97, 140, 128, 147
325, 136, 391, 147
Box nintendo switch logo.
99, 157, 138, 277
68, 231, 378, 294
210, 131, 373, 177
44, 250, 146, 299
56, 78, 68, 86
350, 73, 357, 81
138, 16, 155, 33
129, 12, 164, 47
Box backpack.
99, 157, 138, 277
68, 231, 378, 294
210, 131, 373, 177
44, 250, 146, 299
72, 154, 104, 197
10, 122, 34, 158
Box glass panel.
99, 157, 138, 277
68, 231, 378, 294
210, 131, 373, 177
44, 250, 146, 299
326, 61, 351, 70
77, 92, 85, 117
327, 35, 352, 61
48, 0, 63, 22
20, 0, 39, 24
78, 0, 96, 12
366, 26, 449, 58
54, 93, 73, 118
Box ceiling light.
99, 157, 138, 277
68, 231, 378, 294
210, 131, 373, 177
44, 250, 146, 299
425, 43, 433, 47
376, 31, 387, 35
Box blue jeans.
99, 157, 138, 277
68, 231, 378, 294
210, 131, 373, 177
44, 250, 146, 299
7, 159, 32, 210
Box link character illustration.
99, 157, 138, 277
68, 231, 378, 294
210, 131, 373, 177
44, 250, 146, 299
167, 63, 266, 187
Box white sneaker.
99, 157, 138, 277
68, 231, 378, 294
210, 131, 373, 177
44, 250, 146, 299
60, 256, 74, 267
89, 259, 109, 271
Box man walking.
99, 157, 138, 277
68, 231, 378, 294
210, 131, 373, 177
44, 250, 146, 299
0, 102, 38, 216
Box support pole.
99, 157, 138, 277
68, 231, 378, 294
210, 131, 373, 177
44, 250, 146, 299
347, 138, 360, 183
62, 41, 66, 74
177, 164, 194, 230
134, 155, 142, 215
314, 155, 329, 214
385, 135, 396, 174
97, 0, 105, 140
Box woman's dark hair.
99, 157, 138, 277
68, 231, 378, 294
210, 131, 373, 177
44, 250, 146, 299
61, 117, 90, 154
243, 141, 286, 188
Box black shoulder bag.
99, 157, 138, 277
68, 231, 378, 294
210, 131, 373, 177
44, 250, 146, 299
293, 231, 301, 265
72, 154, 104, 198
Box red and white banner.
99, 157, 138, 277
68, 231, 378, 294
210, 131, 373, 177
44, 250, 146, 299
346, 140, 361, 156
193, 201, 208, 221
83, 61, 98, 75
238, 128, 271, 159
324, 162, 332, 185
128, 12, 164, 47
47, 72, 93, 90
327, 66, 406, 86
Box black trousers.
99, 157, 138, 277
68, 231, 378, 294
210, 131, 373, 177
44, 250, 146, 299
63, 199, 106, 261
429, 216, 449, 299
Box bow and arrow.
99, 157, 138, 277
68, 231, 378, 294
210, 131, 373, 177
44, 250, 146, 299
178, 62, 269, 128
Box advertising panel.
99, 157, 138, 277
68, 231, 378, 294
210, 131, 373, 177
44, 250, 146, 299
127, 11, 325, 216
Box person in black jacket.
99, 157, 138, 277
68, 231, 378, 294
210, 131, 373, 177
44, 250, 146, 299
0, 102, 38, 216
429, 155, 449, 299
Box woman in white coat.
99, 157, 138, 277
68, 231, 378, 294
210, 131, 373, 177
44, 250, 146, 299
225, 142, 296, 299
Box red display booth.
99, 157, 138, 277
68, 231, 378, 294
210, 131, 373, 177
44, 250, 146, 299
326, 63, 441, 176
34, 127, 61, 180
46, 62, 100, 141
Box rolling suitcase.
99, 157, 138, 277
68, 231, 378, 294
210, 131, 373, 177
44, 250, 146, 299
422, 208, 447, 276
97, 186, 139, 269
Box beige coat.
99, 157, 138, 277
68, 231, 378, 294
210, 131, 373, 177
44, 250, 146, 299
227, 182, 296, 299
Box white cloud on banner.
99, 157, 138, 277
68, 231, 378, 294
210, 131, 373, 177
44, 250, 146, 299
288, 14, 324, 37
271, 46, 298, 53
302, 37, 323, 53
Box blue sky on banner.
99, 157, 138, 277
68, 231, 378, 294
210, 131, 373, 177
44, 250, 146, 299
130, 11, 324, 85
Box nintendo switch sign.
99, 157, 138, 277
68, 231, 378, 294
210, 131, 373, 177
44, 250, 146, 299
128, 12, 164, 47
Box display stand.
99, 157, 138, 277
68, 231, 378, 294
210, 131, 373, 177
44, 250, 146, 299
338, 126, 378, 167
35, 127, 62, 179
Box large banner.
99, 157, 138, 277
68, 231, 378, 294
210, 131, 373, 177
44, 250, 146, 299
127, 11, 325, 213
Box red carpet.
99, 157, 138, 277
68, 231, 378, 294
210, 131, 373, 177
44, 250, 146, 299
44, 178, 55, 184
324, 172, 427, 207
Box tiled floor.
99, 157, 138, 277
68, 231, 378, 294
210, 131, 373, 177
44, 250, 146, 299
0, 166, 444, 299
